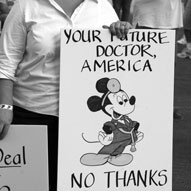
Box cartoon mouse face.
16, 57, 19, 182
87, 78, 136, 120
105, 91, 136, 120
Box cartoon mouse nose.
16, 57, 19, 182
129, 96, 136, 105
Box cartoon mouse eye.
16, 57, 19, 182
124, 99, 128, 103
117, 96, 123, 105
122, 95, 129, 103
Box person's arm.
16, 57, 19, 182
121, 0, 132, 22
0, 0, 27, 139
0, 2, 10, 14
112, 0, 132, 22
0, 79, 13, 139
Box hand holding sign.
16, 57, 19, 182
103, 20, 132, 39
0, 109, 12, 140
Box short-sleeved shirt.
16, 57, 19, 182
0, 0, 118, 116
132, 0, 183, 29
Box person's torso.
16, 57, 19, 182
132, 0, 183, 28
13, 0, 118, 116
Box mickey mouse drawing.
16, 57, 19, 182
80, 77, 144, 166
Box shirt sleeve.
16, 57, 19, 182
0, 0, 27, 81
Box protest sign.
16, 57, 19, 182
58, 29, 175, 191
0, 125, 48, 191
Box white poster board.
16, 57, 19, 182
0, 125, 48, 191
58, 29, 175, 191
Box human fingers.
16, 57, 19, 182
117, 21, 132, 38
122, 22, 132, 36
0, 109, 12, 140
0, 123, 10, 140
102, 25, 109, 29
0, 123, 4, 136
109, 21, 122, 38
109, 21, 132, 39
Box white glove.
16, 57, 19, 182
98, 131, 113, 145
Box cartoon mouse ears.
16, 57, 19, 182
87, 96, 102, 112
96, 77, 121, 93
96, 78, 110, 93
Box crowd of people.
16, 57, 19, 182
0, 0, 190, 190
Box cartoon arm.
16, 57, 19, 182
132, 121, 140, 132
124, 116, 140, 132
98, 122, 114, 145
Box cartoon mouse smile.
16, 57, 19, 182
80, 77, 144, 166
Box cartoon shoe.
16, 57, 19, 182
108, 153, 133, 166
80, 153, 110, 166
